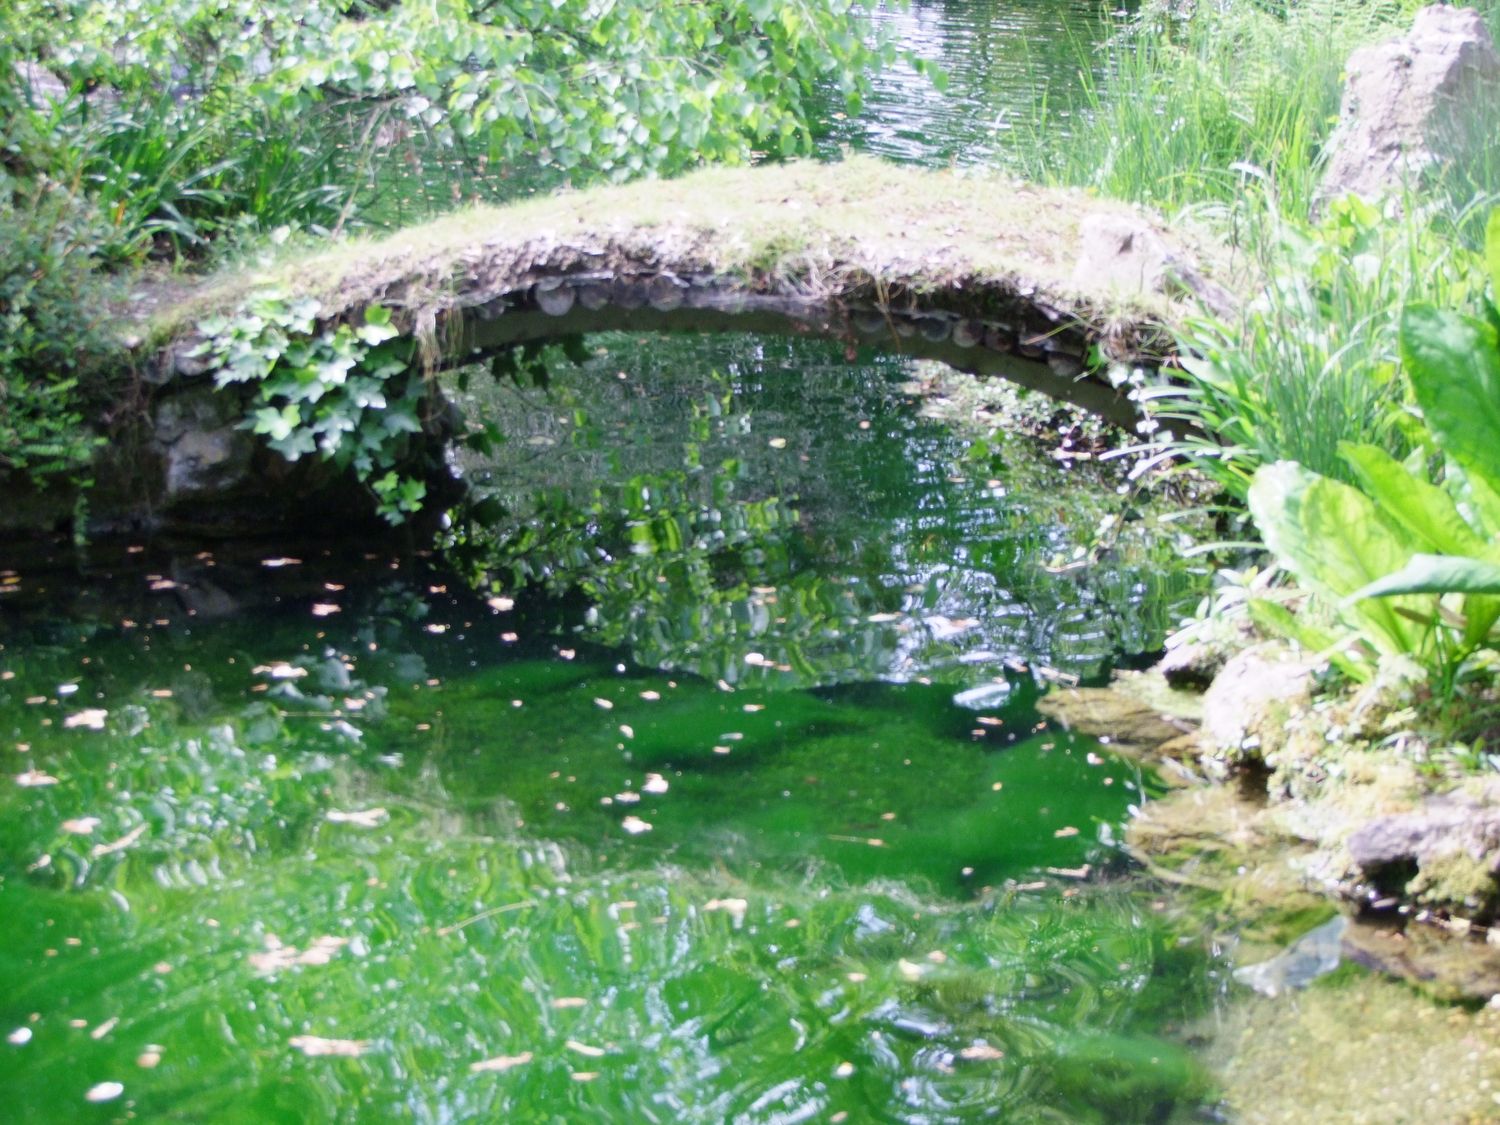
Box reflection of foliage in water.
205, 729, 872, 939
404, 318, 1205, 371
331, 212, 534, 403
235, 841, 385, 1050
0, 584, 1217, 1121
451, 334, 1204, 688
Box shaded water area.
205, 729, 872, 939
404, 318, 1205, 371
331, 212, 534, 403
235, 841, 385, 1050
0, 332, 1227, 1120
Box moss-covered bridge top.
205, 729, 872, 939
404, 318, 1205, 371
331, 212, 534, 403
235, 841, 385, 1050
153, 156, 1231, 430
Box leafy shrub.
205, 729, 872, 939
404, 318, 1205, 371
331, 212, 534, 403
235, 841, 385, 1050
1245, 210, 1500, 692
0, 173, 115, 480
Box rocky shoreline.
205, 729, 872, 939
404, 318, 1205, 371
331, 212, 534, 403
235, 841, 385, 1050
1041, 638, 1500, 1002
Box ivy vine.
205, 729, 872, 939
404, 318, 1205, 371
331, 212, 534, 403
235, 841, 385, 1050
192, 292, 431, 523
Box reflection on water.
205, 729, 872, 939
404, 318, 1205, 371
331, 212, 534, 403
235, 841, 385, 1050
0, 341, 1217, 1118
458, 334, 1200, 691
0, 547, 1217, 1121
826, 0, 1123, 166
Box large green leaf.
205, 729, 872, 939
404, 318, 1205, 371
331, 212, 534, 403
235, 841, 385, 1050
1249, 461, 1424, 656
1248, 597, 1370, 682
1401, 303, 1500, 492
1340, 442, 1495, 558
1459, 466, 1500, 542
1487, 208, 1500, 297
1348, 554, 1500, 599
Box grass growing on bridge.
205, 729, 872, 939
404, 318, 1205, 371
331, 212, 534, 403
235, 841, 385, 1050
145, 156, 1231, 345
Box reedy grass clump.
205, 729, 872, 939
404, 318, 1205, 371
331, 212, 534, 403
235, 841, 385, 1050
1135, 193, 1490, 505
1019, 0, 1420, 219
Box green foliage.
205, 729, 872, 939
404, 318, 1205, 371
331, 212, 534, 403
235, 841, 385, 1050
1244, 211, 1500, 693
0, 172, 113, 480
1140, 196, 1487, 505
194, 295, 430, 522
11, 0, 886, 225
2, 13, 351, 260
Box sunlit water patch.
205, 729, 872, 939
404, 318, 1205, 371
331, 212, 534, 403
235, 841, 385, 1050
824, 0, 1124, 167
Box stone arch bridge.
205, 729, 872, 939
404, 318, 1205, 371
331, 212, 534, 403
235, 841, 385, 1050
104, 157, 1233, 537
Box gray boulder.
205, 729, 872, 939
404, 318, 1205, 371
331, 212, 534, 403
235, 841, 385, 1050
1315, 5, 1500, 214
1345, 781, 1500, 919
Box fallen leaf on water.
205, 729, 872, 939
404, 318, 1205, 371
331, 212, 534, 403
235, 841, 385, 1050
90, 824, 146, 858
84, 1081, 124, 1103
63, 709, 108, 731
61, 817, 101, 835
289, 1035, 370, 1058
469, 1051, 533, 1073
620, 815, 652, 835
565, 1039, 606, 1058
959, 1043, 1005, 1061
16, 770, 60, 788
252, 662, 306, 680
326, 808, 388, 828
827, 834, 885, 848
250, 935, 350, 973
704, 898, 748, 927
1045, 864, 1092, 880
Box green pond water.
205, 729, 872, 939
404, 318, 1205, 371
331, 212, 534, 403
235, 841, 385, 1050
2, 2, 1242, 1118
0, 334, 1228, 1121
